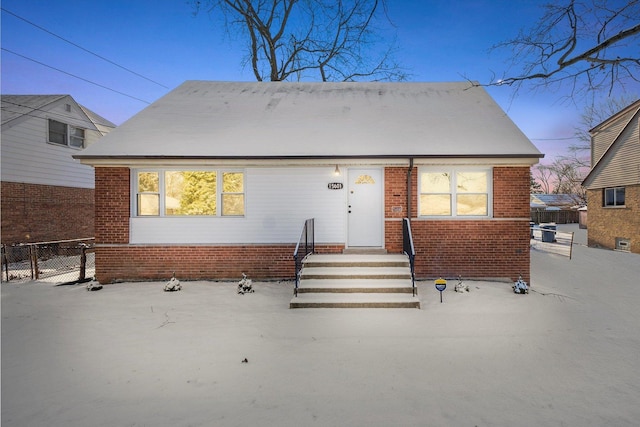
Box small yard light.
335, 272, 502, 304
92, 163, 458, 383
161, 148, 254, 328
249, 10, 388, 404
435, 277, 447, 303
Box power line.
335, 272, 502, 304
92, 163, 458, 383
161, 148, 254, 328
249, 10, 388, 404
1, 99, 116, 129
530, 137, 576, 141
2, 48, 152, 105
1, 7, 170, 89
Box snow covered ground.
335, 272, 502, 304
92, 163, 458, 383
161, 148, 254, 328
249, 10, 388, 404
2, 225, 639, 426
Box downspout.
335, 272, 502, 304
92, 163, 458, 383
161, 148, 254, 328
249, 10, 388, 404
407, 158, 414, 220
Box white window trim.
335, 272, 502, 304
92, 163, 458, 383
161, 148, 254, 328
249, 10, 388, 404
418, 166, 493, 218
603, 186, 625, 208
131, 168, 245, 218
47, 118, 85, 149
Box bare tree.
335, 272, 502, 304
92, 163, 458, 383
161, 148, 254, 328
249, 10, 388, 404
572, 94, 638, 153
533, 164, 555, 194
191, 0, 405, 82
533, 157, 588, 204
530, 170, 543, 193
488, 0, 640, 98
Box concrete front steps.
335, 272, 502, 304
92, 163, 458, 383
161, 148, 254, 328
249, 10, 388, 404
290, 254, 420, 309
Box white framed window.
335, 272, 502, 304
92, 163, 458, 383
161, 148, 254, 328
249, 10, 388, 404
603, 187, 625, 207
48, 119, 85, 148
133, 169, 245, 217
419, 167, 492, 217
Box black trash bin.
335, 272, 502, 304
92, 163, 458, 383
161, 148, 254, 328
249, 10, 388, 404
541, 223, 556, 242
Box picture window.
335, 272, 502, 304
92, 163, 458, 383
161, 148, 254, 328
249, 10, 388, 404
419, 168, 491, 217
134, 169, 245, 217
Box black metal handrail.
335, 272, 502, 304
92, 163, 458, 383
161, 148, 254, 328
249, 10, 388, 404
293, 218, 315, 297
402, 218, 417, 296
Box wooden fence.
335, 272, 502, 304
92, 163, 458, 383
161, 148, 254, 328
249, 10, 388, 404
530, 209, 579, 224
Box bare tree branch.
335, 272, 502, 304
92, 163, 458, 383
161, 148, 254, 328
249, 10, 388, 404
191, 0, 406, 82
476, 0, 640, 98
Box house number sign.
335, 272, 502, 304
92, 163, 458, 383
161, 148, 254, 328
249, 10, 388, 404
328, 182, 344, 190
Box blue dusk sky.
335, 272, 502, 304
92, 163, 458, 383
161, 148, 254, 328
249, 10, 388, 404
2, 0, 638, 163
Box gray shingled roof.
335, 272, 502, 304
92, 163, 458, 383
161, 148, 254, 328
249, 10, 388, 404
75, 81, 542, 161
1, 95, 67, 125
1, 94, 116, 130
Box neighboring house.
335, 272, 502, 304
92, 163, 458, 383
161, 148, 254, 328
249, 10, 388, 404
1, 95, 116, 244
530, 193, 580, 224
530, 194, 581, 210
582, 99, 640, 254
74, 81, 542, 284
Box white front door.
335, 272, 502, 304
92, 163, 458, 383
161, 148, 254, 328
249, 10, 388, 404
347, 168, 383, 247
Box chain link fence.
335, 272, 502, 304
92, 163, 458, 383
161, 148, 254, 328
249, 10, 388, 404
1, 238, 95, 284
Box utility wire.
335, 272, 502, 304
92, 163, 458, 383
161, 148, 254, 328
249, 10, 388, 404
1, 7, 169, 89
530, 137, 576, 141
1, 99, 116, 128
2, 48, 152, 104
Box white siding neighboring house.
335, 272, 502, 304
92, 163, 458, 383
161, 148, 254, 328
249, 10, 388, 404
1, 95, 116, 244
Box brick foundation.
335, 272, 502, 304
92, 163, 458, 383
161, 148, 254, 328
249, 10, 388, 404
95, 243, 344, 283
1, 181, 94, 244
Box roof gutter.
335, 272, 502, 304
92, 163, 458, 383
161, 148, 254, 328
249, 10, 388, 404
407, 158, 414, 220
73, 153, 544, 161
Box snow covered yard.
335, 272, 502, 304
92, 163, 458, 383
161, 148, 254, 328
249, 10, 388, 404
2, 232, 640, 426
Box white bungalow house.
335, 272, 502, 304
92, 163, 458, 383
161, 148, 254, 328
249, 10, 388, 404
74, 81, 542, 284
1, 95, 116, 244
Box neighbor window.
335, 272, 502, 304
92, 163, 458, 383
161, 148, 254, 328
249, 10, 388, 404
604, 187, 625, 207
419, 168, 491, 217
134, 169, 244, 217
48, 119, 85, 148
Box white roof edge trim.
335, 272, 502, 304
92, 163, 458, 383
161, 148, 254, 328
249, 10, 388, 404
77, 157, 540, 168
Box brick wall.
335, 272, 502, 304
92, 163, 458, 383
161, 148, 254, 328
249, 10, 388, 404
586, 185, 640, 254
493, 167, 531, 218
384, 167, 414, 254
95, 243, 343, 283
384, 166, 531, 282
1, 181, 94, 244
95, 167, 130, 244
410, 220, 530, 282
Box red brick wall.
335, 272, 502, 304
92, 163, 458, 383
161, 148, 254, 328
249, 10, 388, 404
410, 220, 529, 282
95, 167, 130, 244
493, 167, 531, 218
384, 166, 531, 282
1, 181, 94, 244
95, 243, 343, 283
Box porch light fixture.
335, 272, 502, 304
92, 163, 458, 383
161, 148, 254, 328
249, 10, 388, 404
334, 165, 341, 176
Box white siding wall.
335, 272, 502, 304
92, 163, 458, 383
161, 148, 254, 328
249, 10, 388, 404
592, 108, 638, 165
1, 103, 99, 189
130, 167, 347, 244
588, 114, 640, 189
